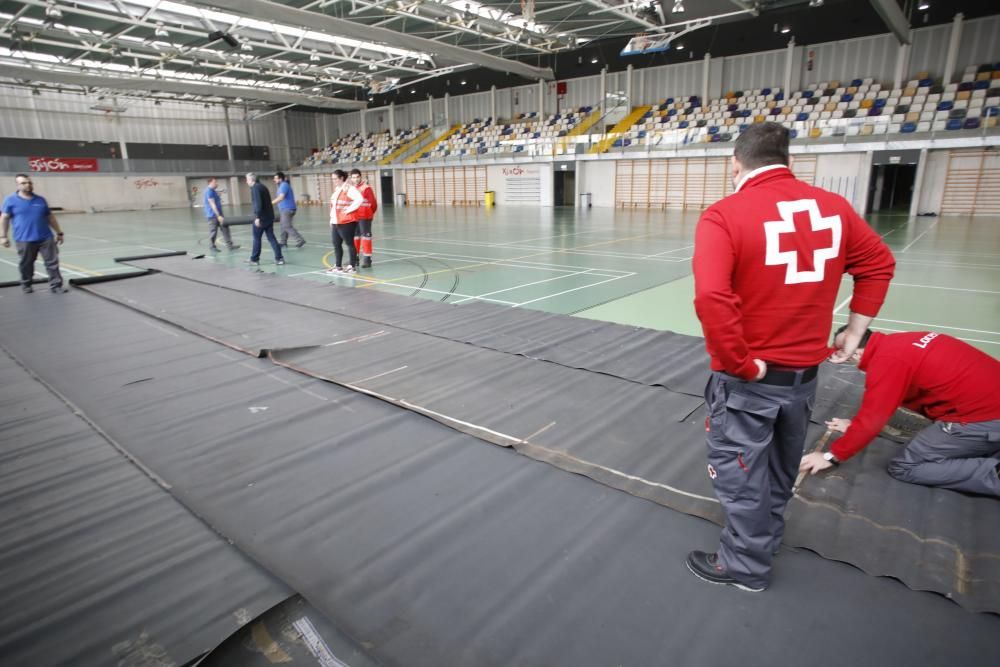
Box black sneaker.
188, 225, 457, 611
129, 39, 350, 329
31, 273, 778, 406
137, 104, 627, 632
295, 240, 306, 248
51, 285, 67, 293
276, 259, 285, 265
228, 244, 241, 251
361, 257, 372, 268
22, 285, 33, 294
686, 551, 766, 592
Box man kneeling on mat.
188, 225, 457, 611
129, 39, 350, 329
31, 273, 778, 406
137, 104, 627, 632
800, 326, 1000, 497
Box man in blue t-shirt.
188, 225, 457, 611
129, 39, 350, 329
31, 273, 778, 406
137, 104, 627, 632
202, 177, 240, 252
271, 172, 305, 248
1, 174, 66, 293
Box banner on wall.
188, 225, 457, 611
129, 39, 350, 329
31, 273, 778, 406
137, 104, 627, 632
502, 165, 542, 203
29, 157, 100, 172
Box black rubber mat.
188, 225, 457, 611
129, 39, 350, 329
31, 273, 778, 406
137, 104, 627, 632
0, 343, 289, 667
2, 287, 997, 666
125, 255, 711, 396
79, 269, 1000, 614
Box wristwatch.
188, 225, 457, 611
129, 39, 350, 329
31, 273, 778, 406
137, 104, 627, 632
823, 451, 840, 466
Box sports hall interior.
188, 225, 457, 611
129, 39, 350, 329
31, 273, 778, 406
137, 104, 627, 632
1, 1, 998, 665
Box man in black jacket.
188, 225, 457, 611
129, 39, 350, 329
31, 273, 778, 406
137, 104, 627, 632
246, 172, 284, 266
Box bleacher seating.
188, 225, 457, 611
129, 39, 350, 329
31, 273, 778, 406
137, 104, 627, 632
420, 108, 594, 160
615, 64, 999, 149
302, 125, 428, 166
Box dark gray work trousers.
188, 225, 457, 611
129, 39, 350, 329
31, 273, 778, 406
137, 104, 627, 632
887, 418, 1000, 497
278, 209, 305, 246
704, 370, 817, 590
17, 238, 63, 289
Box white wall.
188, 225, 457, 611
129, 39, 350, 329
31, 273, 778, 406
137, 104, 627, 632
916, 149, 950, 214
486, 162, 553, 207
814, 153, 867, 212
577, 160, 616, 208
29, 174, 190, 212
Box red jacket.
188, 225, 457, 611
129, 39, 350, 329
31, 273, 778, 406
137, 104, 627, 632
831, 332, 1000, 460
693, 165, 895, 380
359, 182, 378, 218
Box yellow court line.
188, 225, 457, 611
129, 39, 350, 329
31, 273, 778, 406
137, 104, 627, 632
60, 260, 103, 276
348, 231, 664, 288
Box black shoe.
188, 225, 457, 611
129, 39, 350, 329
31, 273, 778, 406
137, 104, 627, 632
51, 285, 67, 293
22, 285, 33, 294
228, 244, 241, 251
276, 259, 285, 265
686, 551, 766, 592
295, 240, 306, 248
360, 257, 372, 268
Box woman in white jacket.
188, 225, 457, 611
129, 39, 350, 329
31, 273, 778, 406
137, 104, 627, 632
328, 169, 365, 273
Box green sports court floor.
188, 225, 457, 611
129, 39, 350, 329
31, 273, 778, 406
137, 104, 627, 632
3, 203, 998, 356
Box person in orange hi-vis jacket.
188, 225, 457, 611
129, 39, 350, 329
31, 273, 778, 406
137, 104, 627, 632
349, 169, 378, 269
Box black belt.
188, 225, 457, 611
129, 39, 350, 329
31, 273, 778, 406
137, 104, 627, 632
757, 365, 819, 386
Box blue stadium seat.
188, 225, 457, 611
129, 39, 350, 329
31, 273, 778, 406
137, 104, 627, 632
964, 117, 981, 130
937, 100, 954, 111
801, 90, 814, 98
708, 126, 719, 134
796, 112, 810, 121
901, 122, 916, 133
946, 119, 964, 130
851, 78, 863, 87
841, 93, 854, 102
678, 120, 689, 128
974, 80, 990, 90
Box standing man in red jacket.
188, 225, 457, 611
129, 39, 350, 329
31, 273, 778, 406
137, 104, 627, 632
689, 123, 896, 592
800, 328, 1000, 497
349, 169, 378, 269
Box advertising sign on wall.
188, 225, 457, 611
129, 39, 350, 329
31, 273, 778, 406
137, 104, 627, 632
28, 157, 100, 172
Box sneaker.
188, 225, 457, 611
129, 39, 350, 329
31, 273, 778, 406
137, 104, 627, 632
295, 240, 306, 248
361, 257, 372, 268
326, 266, 343, 273
208, 245, 220, 252
343, 265, 356, 274
51, 285, 67, 293
228, 244, 241, 251
686, 551, 766, 592
22, 285, 33, 294
279, 242, 288, 248
276, 259, 285, 265
246, 259, 259, 266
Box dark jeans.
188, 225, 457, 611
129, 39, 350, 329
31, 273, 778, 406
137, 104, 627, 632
17, 238, 63, 289
704, 370, 817, 589
332, 222, 358, 268
251, 223, 283, 262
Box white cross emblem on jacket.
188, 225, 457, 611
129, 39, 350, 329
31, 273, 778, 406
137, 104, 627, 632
764, 199, 842, 284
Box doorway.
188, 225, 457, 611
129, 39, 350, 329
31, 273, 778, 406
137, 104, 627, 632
553, 169, 575, 206
381, 174, 395, 205
867, 163, 917, 214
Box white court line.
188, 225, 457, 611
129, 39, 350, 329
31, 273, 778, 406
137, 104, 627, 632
832, 295, 852, 314
351, 365, 408, 384
643, 244, 694, 258
0, 256, 89, 277
384, 236, 684, 262
831, 313, 1000, 337
451, 269, 599, 304
899, 221, 938, 253
512, 275, 629, 307
323, 330, 389, 347
346, 273, 518, 305
893, 258, 1000, 270
900, 249, 1000, 259
830, 319, 1000, 347
889, 282, 1000, 295
376, 247, 635, 274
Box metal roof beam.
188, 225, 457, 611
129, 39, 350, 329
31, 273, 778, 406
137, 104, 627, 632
0, 63, 368, 109
868, 0, 911, 44
183, 0, 554, 79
